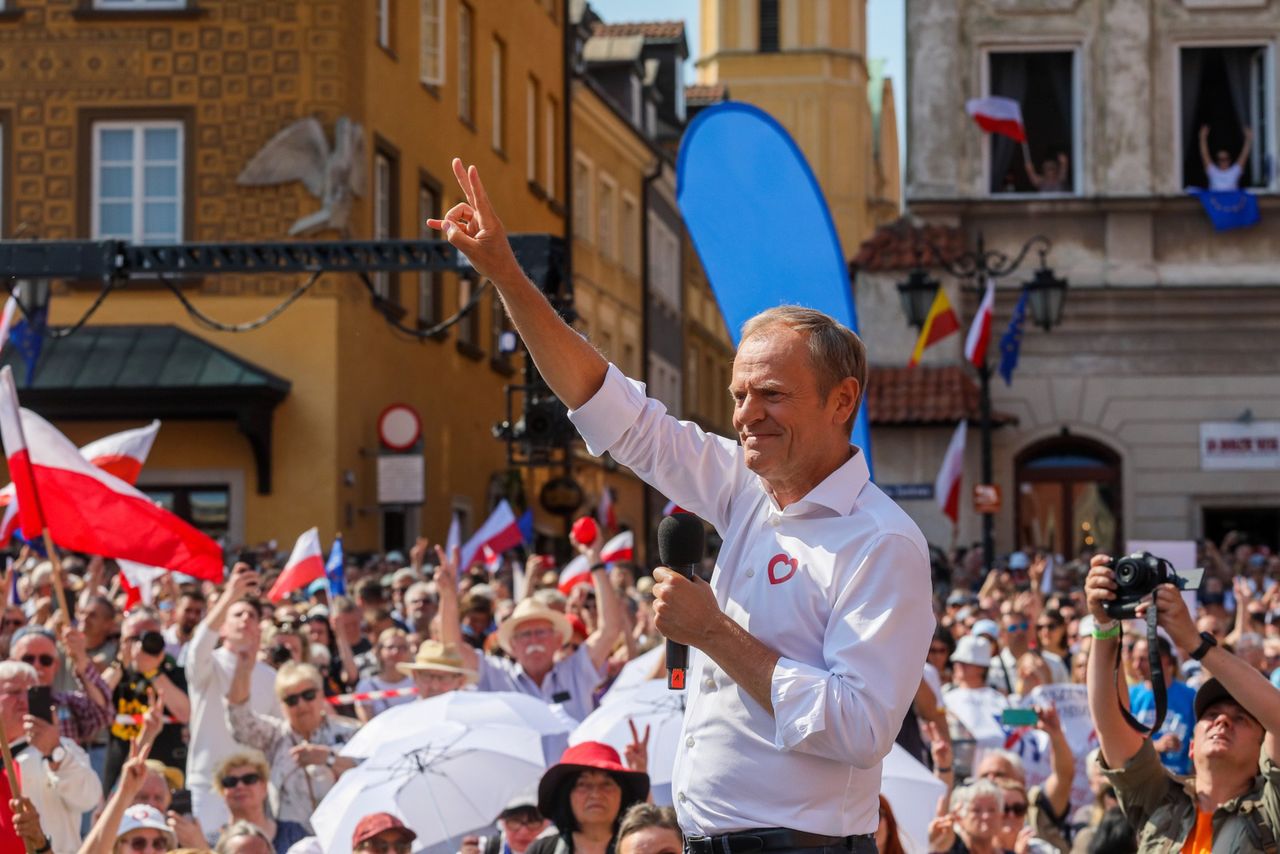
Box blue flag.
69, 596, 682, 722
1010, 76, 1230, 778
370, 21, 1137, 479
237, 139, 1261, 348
998, 288, 1029, 386
324, 534, 345, 598
1190, 189, 1260, 232
9, 305, 47, 385
516, 509, 534, 545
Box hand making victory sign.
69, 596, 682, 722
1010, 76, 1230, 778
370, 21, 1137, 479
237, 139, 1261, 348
426, 158, 522, 285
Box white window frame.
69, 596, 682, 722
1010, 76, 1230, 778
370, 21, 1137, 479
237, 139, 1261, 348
979, 43, 1084, 197
92, 120, 184, 244
377, 0, 392, 51
573, 152, 594, 242
373, 152, 393, 298
492, 38, 506, 152
94, 0, 186, 8
420, 0, 445, 86
621, 192, 640, 277
545, 97, 557, 199
526, 77, 540, 185
597, 172, 617, 261
458, 2, 474, 122
1173, 39, 1277, 193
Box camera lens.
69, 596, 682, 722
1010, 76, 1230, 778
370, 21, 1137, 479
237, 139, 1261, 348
140, 631, 166, 656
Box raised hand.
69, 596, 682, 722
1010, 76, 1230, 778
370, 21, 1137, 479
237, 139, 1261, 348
925, 720, 952, 773
1083, 555, 1116, 623
137, 690, 166, 753
927, 815, 957, 852
624, 719, 650, 773
434, 544, 460, 593
425, 159, 521, 284
410, 537, 430, 572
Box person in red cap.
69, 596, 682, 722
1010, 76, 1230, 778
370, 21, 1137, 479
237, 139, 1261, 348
351, 812, 417, 854
525, 742, 649, 854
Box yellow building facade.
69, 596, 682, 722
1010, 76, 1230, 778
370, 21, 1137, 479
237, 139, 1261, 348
0, 0, 564, 552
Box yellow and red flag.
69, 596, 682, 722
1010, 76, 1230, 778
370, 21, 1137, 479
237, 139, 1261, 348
908, 288, 961, 367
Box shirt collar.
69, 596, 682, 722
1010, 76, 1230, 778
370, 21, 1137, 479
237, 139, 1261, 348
765, 446, 869, 518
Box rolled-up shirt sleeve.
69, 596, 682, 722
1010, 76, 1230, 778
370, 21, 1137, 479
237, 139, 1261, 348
769, 532, 934, 768
569, 364, 746, 533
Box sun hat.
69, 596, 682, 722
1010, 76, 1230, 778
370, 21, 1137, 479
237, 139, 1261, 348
536, 742, 650, 817
496, 598, 572, 654
972, 619, 1001, 643
117, 804, 175, 842
352, 813, 417, 848
396, 640, 479, 684
951, 635, 994, 668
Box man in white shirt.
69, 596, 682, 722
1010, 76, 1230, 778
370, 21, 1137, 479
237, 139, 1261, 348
184, 566, 281, 833
0, 661, 102, 854
429, 159, 934, 852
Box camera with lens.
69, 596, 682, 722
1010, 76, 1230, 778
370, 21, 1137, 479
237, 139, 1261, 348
140, 630, 167, 657
270, 644, 294, 666
1104, 552, 1178, 619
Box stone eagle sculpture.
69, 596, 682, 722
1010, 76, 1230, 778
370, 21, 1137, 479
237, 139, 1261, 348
237, 116, 368, 236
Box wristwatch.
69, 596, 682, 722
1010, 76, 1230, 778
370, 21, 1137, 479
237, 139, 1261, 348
325, 748, 337, 769
45, 745, 66, 765
1189, 631, 1218, 661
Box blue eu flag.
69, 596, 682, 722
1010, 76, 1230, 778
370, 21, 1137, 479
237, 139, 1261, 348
1191, 189, 1260, 232
325, 534, 345, 598
9, 305, 47, 385
998, 288, 1029, 386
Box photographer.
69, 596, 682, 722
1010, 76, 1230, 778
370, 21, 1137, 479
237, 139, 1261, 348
102, 607, 190, 793
1085, 554, 1280, 851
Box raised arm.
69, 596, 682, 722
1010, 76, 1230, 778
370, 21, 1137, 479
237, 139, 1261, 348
1084, 555, 1145, 769
1237, 127, 1254, 169
583, 560, 624, 673
1035, 704, 1075, 817
429, 158, 607, 409
1199, 125, 1213, 172
434, 545, 480, 673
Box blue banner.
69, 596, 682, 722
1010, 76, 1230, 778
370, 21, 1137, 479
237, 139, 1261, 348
1190, 189, 1260, 232
324, 534, 345, 598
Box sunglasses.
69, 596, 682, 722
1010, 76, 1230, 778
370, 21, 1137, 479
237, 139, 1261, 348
1004, 803, 1028, 817
21, 654, 56, 667
282, 688, 319, 707
220, 772, 262, 789
1004, 622, 1028, 633
1036, 623, 1062, 631
125, 836, 171, 852
1, 618, 24, 629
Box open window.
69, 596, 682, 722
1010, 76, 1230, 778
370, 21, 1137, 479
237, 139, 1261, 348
986, 50, 1077, 195
1180, 45, 1272, 191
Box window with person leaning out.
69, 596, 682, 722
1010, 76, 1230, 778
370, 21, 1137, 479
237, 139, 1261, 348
1085, 554, 1280, 853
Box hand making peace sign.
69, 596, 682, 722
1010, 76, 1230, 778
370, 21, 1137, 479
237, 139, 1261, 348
427, 158, 522, 285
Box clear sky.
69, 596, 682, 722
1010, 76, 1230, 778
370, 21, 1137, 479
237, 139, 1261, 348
588, 0, 907, 155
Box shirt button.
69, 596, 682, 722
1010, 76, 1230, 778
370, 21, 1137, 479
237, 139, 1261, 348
678, 792, 687, 803
704, 678, 715, 690
685, 736, 695, 748
746, 569, 755, 578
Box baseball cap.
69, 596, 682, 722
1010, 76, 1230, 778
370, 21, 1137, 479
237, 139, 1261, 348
972, 619, 1001, 642
352, 813, 417, 848
1193, 677, 1250, 722
1008, 552, 1030, 571
946, 590, 972, 607
117, 804, 175, 842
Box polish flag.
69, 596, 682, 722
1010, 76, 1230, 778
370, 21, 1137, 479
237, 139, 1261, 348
661, 500, 686, 516
0, 367, 223, 580
964, 279, 996, 369
460, 500, 525, 570
0, 285, 20, 354
481, 545, 502, 574
0, 420, 161, 547
600, 530, 634, 564
935, 421, 968, 526
266, 527, 325, 603
557, 554, 592, 595
117, 559, 167, 611
597, 487, 616, 534
965, 97, 1026, 143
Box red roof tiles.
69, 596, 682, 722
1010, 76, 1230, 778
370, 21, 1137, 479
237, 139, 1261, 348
591, 21, 686, 40
866, 365, 1016, 426
685, 83, 728, 104
852, 218, 965, 273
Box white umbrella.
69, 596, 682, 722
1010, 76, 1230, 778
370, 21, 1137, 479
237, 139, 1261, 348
602, 645, 666, 702
312, 721, 546, 854
881, 743, 948, 854
341, 690, 574, 761
570, 678, 685, 793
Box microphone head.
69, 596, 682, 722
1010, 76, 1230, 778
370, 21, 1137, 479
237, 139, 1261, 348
657, 513, 705, 567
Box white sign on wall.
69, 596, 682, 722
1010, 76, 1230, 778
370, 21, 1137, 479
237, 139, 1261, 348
1200, 421, 1280, 471
377, 455, 425, 505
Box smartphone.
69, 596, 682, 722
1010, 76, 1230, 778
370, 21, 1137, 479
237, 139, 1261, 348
27, 686, 55, 724
1001, 708, 1039, 727
169, 789, 193, 817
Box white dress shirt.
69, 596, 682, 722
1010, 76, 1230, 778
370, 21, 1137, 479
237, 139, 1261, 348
14, 736, 102, 854
569, 365, 934, 837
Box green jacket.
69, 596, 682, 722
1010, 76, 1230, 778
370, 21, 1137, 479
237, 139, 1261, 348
1102, 739, 1280, 853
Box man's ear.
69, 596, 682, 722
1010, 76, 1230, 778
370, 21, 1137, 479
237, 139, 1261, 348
830, 376, 860, 426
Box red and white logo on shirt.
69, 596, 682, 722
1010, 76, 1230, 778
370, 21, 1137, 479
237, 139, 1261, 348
767, 553, 799, 585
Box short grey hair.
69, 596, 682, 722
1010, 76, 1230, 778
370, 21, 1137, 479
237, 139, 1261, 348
950, 779, 1005, 814
980, 748, 1026, 781
739, 306, 868, 431
274, 661, 323, 695
0, 661, 38, 685
215, 820, 273, 852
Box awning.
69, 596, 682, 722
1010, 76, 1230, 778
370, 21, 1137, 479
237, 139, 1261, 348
2, 324, 290, 494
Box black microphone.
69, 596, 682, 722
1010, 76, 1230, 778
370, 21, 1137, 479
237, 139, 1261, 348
658, 513, 705, 690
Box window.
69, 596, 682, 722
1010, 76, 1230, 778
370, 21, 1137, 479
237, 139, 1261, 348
420, 0, 445, 85
621, 193, 639, 277
92, 121, 183, 244
597, 174, 616, 260
491, 37, 506, 153
986, 51, 1076, 194
759, 0, 779, 53
545, 97, 558, 199
648, 215, 680, 310
143, 485, 229, 542
1180, 45, 1272, 190
526, 76, 540, 185
458, 2, 474, 122
490, 295, 513, 370
457, 274, 483, 353
418, 179, 443, 328
573, 154, 592, 241
372, 148, 399, 302
93, 0, 186, 8
631, 75, 643, 127
377, 0, 392, 51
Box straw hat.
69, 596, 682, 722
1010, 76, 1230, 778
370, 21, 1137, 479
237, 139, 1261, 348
395, 640, 479, 684
496, 598, 572, 655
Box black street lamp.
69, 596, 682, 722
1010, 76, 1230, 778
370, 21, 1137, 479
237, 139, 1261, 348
896, 231, 1068, 571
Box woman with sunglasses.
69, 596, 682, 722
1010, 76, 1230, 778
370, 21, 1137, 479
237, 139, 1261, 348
226, 657, 359, 834
1033, 610, 1070, 671
211, 751, 307, 854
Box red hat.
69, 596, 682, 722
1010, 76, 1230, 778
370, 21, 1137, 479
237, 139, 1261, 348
352, 813, 417, 848
537, 741, 650, 817
566, 613, 589, 641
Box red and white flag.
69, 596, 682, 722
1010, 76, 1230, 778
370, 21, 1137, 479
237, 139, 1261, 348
557, 554, 592, 595
460, 500, 524, 570
118, 559, 168, 611
965, 97, 1026, 143
0, 286, 20, 354
0, 420, 162, 547
266, 527, 324, 603
481, 544, 502, 574
597, 487, 616, 534
0, 367, 223, 580
935, 421, 968, 526
661, 500, 686, 516
600, 530, 634, 564
964, 278, 996, 369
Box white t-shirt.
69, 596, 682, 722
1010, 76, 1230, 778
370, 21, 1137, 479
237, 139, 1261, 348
1207, 162, 1243, 191
184, 621, 281, 787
